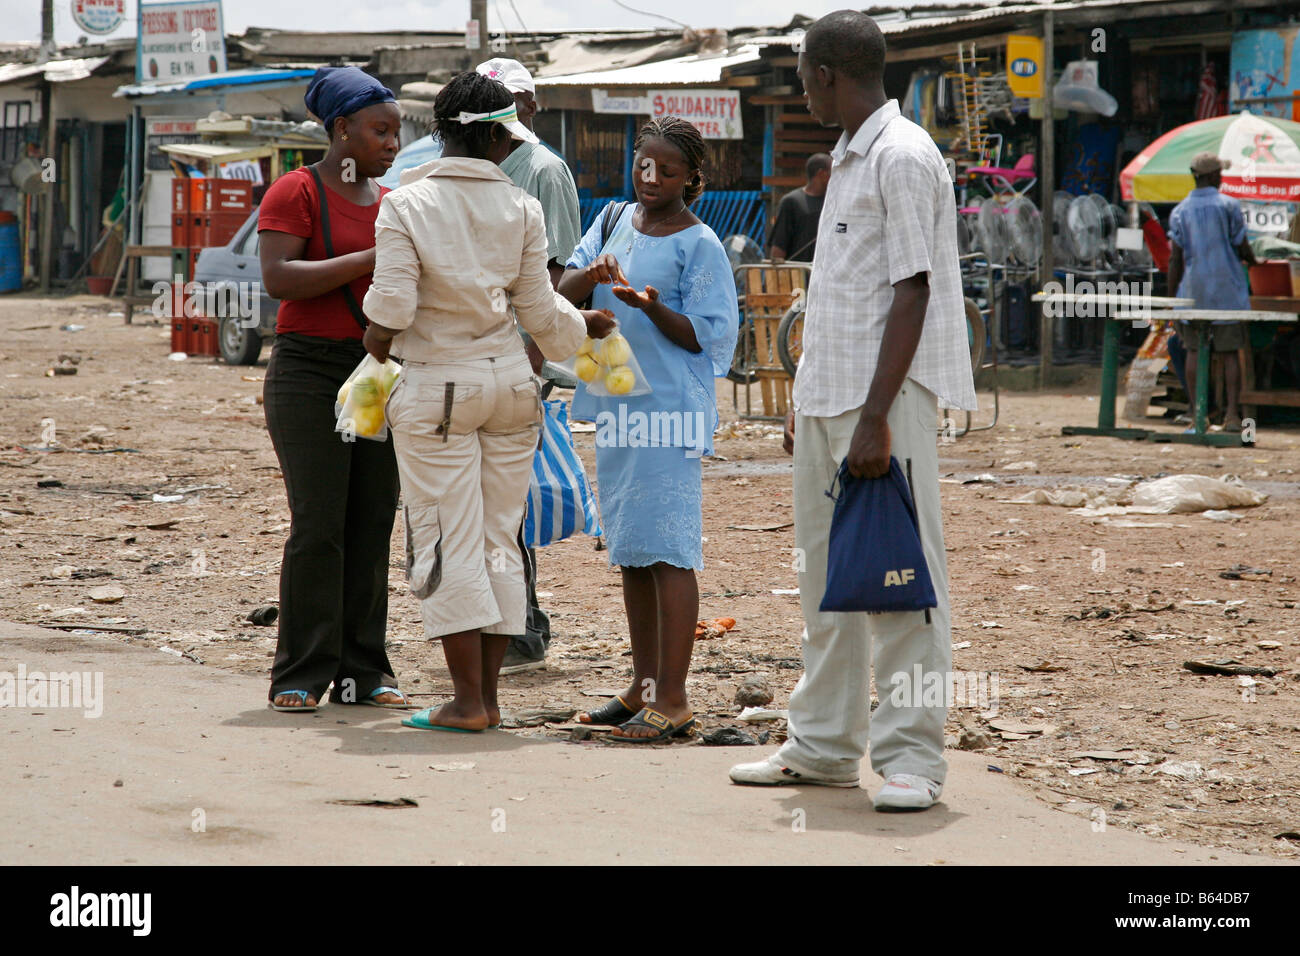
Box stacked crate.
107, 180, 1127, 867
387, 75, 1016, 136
169, 178, 255, 355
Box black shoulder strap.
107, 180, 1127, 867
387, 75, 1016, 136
308, 163, 369, 332
601, 200, 629, 249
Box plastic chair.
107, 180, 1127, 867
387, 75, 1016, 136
967, 153, 1037, 198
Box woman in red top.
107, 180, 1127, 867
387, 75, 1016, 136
258, 67, 407, 712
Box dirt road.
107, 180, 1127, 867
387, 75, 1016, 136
2, 294, 1298, 861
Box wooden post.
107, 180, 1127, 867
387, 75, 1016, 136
37, 0, 56, 293
1038, 10, 1055, 388
470, 0, 487, 48
38, 83, 55, 293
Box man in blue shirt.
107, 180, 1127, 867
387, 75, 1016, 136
1167, 152, 1257, 431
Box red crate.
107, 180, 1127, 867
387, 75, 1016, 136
210, 180, 253, 212
170, 213, 190, 248
187, 178, 211, 213
173, 282, 190, 322
193, 210, 247, 247
187, 178, 254, 213
197, 319, 220, 356
171, 317, 188, 353
171, 178, 190, 213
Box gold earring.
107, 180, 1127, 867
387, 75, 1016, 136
342, 133, 349, 140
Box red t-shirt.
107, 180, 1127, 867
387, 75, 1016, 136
258, 167, 389, 340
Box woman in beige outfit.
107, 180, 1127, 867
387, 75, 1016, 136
362, 72, 614, 732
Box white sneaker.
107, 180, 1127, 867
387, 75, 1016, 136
873, 773, 942, 811
729, 755, 860, 788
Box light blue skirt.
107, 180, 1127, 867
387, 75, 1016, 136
595, 444, 702, 571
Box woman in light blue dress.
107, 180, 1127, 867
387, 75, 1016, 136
558, 117, 737, 743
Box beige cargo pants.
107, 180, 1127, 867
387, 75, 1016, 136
385, 354, 541, 639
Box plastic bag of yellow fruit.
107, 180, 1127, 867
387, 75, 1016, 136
334, 354, 402, 442
551, 324, 652, 398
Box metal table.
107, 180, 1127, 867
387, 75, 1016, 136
1107, 308, 1300, 447
1031, 291, 1203, 443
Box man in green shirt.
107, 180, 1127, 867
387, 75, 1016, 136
476, 58, 581, 287
476, 58, 582, 674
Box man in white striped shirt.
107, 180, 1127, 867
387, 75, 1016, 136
730, 10, 976, 811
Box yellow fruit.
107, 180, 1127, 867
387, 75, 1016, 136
336, 382, 351, 406
600, 333, 632, 367
578, 337, 596, 358
352, 405, 386, 437
380, 367, 400, 395
604, 365, 635, 395
351, 377, 381, 407
575, 354, 600, 382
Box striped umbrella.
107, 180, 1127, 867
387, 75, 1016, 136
1119, 111, 1300, 203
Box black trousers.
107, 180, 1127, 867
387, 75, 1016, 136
263, 332, 400, 702
508, 542, 551, 658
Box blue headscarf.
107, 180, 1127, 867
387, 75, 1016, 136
305, 66, 396, 136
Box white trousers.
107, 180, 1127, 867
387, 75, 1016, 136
777, 379, 953, 783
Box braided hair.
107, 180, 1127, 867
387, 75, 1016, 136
432, 71, 514, 157
634, 117, 709, 205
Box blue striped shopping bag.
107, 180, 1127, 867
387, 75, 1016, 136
524, 399, 602, 547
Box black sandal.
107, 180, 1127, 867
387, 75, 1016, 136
577, 695, 637, 727
607, 707, 696, 744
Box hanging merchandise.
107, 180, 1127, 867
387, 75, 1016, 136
1060, 123, 1123, 196
903, 69, 922, 122
936, 74, 957, 126
975, 73, 1015, 125
1054, 60, 1119, 117
919, 74, 937, 130
1131, 62, 1160, 120
1195, 63, 1224, 121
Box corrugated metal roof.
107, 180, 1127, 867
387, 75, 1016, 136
755, 0, 1205, 44
532, 35, 694, 81
0, 56, 110, 86
536, 44, 763, 88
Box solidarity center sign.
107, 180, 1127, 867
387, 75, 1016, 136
136, 1, 227, 84
648, 89, 742, 140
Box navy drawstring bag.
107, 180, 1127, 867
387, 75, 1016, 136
819, 455, 938, 614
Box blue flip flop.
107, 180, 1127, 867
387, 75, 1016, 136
401, 707, 484, 733
269, 690, 317, 713
362, 686, 416, 709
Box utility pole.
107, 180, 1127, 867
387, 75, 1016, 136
470, 0, 487, 50
38, 0, 56, 293
1037, 9, 1055, 387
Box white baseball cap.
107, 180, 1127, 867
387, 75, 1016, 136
453, 102, 538, 145
475, 58, 535, 94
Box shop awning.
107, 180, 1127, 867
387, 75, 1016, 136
159, 142, 275, 165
